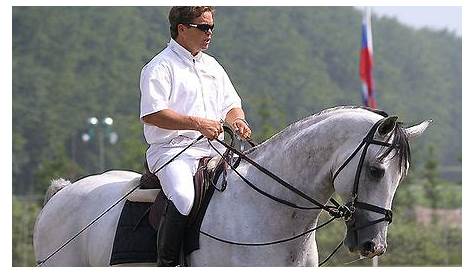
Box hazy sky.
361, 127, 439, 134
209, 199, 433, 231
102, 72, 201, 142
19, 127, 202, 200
368, 6, 462, 36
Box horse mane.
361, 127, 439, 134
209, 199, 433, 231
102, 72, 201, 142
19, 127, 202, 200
275, 106, 388, 137
246, 106, 410, 175
246, 106, 383, 153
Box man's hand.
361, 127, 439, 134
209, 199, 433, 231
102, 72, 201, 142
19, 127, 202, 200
195, 117, 223, 140
232, 118, 252, 140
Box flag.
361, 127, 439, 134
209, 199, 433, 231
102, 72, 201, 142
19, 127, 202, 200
359, 7, 377, 108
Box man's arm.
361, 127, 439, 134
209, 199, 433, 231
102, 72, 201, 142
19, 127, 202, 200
142, 109, 223, 140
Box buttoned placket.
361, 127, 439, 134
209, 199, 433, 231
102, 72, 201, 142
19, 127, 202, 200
170, 43, 210, 120
191, 58, 210, 119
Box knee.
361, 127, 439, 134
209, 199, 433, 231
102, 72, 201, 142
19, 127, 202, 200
157, 160, 196, 216
172, 188, 194, 216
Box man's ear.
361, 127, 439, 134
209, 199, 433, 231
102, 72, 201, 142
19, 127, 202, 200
405, 120, 433, 141
177, 24, 187, 36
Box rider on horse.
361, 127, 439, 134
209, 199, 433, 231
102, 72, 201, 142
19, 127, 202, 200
139, 6, 252, 266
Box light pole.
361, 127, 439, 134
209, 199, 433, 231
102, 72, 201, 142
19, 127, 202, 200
81, 116, 118, 171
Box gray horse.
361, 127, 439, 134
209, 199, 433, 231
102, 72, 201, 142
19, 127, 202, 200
33, 106, 431, 266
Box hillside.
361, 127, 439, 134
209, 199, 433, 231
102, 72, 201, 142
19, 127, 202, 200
12, 6, 461, 194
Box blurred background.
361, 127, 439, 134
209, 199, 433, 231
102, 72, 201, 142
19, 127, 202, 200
12, 6, 461, 266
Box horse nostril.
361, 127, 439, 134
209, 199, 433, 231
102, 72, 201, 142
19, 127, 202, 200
362, 241, 375, 252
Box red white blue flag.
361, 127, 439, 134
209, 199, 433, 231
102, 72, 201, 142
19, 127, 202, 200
359, 7, 377, 108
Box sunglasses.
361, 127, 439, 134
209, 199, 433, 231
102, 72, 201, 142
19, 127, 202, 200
186, 23, 215, 32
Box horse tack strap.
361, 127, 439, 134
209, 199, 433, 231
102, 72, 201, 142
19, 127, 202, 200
139, 160, 162, 189
188, 157, 213, 224
347, 216, 392, 232
214, 138, 333, 212
353, 201, 393, 224
333, 119, 384, 181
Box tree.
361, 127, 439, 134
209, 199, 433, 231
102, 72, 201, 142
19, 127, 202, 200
423, 145, 441, 216
12, 196, 41, 266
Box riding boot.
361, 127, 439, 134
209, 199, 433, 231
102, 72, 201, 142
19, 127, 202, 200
156, 200, 187, 267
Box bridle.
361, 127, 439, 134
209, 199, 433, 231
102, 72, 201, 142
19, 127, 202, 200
215, 118, 394, 230
330, 118, 394, 231
207, 118, 396, 265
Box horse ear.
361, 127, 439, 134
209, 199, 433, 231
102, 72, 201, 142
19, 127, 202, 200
377, 116, 398, 136
404, 120, 432, 141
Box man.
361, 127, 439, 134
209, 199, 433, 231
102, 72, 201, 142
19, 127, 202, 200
139, 6, 251, 266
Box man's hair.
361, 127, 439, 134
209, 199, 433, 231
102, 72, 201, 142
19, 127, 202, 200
169, 6, 215, 39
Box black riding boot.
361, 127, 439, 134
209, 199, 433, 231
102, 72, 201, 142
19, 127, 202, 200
157, 201, 187, 267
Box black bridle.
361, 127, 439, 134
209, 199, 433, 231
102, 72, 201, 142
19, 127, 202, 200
331, 118, 394, 231
206, 118, 396, 265
216, 119, 394, 228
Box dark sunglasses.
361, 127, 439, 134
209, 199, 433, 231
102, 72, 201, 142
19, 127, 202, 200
186, 23, 215, 32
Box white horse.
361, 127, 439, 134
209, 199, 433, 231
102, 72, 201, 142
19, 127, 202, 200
33, 106, 431, 266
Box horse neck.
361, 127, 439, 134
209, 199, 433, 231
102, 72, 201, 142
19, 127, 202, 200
247, 115, 345, 202
202, 110, 378, 249
231, 115, 350, 229
241, 109, 381, 212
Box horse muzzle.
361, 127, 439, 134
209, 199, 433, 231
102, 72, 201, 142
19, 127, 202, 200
345, 236, 386, 258
359, 240, 386, 258
343, 211, 388, 258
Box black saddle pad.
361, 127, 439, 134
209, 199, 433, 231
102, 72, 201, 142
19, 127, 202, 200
110, 201, 156, 265
110, 157, 221, 265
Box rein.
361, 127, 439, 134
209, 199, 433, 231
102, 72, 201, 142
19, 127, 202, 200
203, 120, 395, 266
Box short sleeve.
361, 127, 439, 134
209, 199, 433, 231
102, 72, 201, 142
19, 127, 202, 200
220, 67, 242, 119
139, 63, 172, 120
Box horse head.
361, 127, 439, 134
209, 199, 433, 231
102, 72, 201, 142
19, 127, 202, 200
332, 114, 431, 258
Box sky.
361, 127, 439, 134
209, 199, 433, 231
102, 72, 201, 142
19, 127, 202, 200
368, 6, 462, 36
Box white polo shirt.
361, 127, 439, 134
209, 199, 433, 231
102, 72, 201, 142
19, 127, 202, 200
139, 39, 242, 170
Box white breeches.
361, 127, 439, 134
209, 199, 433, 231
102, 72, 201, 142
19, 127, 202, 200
147, 140, 224, 216
156, 158, 199, 216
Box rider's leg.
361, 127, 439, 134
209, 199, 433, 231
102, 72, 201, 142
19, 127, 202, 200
155, 159, 195, 266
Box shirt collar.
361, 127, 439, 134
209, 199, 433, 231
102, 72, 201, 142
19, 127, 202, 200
168, 39, 203, 64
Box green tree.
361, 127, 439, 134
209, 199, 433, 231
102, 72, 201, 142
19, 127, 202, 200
12, 196, 42, 266
423, 145, 442, 218
34, 146, 83, 195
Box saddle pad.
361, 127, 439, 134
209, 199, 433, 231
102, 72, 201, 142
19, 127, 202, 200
110, 201, 157, 265
110, 157, 224, 265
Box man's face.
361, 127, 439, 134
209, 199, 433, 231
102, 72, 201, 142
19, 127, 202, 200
179, 11, 214, 55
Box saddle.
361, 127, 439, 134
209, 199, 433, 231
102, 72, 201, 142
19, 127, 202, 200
109, 156, 230, 265
110, 127, 244, 265
140, 127, 240, 228
143, 156, 228, 231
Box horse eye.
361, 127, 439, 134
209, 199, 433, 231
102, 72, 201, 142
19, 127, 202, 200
368, 166, 385, 179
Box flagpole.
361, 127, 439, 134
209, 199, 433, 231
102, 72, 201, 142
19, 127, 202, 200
359, 6, 377, 109
373, 255, 378, 267
362, 6, 379, 267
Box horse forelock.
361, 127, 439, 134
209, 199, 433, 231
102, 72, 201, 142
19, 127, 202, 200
376, 122, 411, 178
